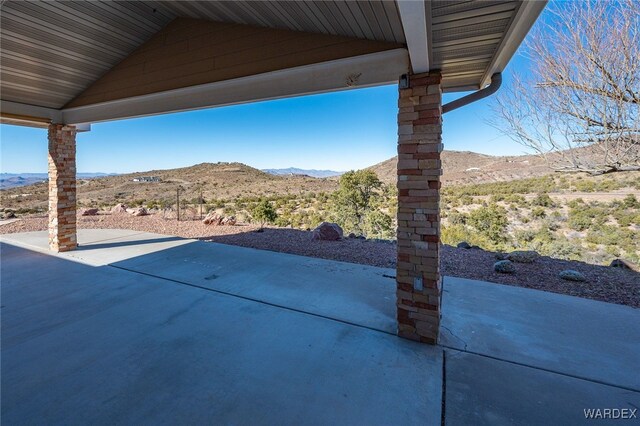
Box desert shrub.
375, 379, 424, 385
504, 194, 527, 204
447, 211, 468, 226
250, 200, 278, 229
567, 198, 585, 209
623, 194, 639, 209
530, 207, 546, 218
574, 180, 596, 192
441, 224, 470, 246
612, 210, 640, 227
363, 210, 394, 239
568, 205, 609, 231
513, 229, 537, 244
532, 193, 554, 207
459, 195, 474, 205
568, 210, 591, 231
542, 239, 584, 261
467, 204, 509, 243
443, 175, 556, 197
274, 216, 290, 228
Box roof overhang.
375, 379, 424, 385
62, 48, 408, 124
0, 0, 547, 126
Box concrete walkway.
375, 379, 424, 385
1, 229, 639, 425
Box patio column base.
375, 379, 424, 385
396, 71, 443, 344
48, 124, 77, 252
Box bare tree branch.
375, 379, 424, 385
490, 0, 640, 174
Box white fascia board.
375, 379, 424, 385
397, 0, 430, 74
62, 48, 409, 125
0, 100, 63, 123
480, 0, 548, 87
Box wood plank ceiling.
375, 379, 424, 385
0, 0, 531, 111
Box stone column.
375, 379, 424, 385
396, 71, 443, 344
48, 124, 77, 252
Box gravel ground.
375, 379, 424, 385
2, 214, 638, 308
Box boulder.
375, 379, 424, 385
610, 259, 632, 270
111, 203, 128, 213
507, 250, 539, 263
202, 211, 224, 225
131, 207, 148, 216
348, 232, 357, 239
494, 260, 515, 274
81, 208, 99, 216
457, 241, 471, 249
559, 270, 586, 282
495, 252, 508, 260
311, 222, 343, 241
3, 210, 16, 219
221, 216, 236, 226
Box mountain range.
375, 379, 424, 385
0, 173, 117, 189
261, 168, 343, 178
1, 151, 557, 210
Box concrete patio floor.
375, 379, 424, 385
1, 229, 639, 425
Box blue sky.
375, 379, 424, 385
0, 21, 539, 174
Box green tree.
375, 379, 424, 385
251, 200, 277, 230
331, 170, 382, 234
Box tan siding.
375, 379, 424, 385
66, 17, 403, 108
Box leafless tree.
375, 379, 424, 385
492, 0, 639, 174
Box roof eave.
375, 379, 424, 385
478, 0, 547, 88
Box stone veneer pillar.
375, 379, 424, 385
396, 71, 443, 344
48, 124, 77, 252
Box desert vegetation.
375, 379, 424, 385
2, 159, 638, 267
441, 172, 640, 265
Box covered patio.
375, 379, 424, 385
2, 229, 638, 424
1, 0, 547, 345
4, 1, 640, 423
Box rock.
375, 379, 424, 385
81, 208, 99, 216
111, 203, 128, 213
457, 241, 471, 249
202, 211, 224, 225
311, 222, 343, 241
3, 210, 16, 219
348, 232, 356, 239
507, 250, 539, 263
495, 252, 508, 260
494, 260, 515, 274
470, 245, 482, 250
357, 235, 366, 240
221, 216, 236, 226
131, 207, 148, 216
559, 270, 586, 282
610, 259, 632, 270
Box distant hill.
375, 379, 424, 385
0, 151, 563, 210
0, 176, 46, 189
0, 162, 337, 210
368, 151, 553, 185
0, 172, 116, 189
262, 168, 343, 178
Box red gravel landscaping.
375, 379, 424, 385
1, 214, 638, 308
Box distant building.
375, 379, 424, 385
132, 176, 161, 182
